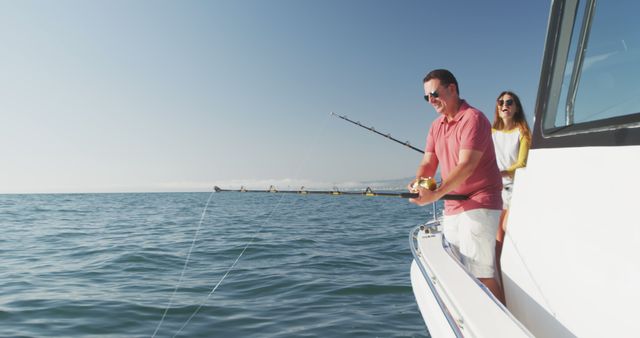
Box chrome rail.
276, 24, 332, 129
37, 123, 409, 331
440, 235, 534, 336
411, 218, 534, 338
410, 223, 464, 337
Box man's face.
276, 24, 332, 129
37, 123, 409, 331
424, 79, 454, 115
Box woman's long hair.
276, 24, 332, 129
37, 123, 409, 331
493, 91, 531, 141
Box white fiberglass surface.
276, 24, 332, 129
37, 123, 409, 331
502, 145, 640, 338
412, 232, 532, 338
410, 261, 457, 338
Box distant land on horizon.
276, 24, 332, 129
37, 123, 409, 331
0, 175, 449, 195
215, 173, 444, 192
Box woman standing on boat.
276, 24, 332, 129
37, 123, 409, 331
492, 91, 531, 275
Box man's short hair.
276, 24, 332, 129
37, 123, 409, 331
423, 69, 459, 95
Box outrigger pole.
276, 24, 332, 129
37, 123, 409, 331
330, 112, 424, 154
213, 186, 468, 200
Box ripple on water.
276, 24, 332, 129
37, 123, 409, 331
0, 192, 430, 338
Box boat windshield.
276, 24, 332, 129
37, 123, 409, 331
546, 0, 640, 133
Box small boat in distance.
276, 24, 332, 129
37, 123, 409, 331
410, 0, 640, 337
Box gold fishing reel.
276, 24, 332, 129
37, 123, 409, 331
412, 177, 437, 192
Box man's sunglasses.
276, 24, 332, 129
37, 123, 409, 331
498, 99, 514, 107
424, 90, 439, 102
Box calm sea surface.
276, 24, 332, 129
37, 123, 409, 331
1, 192, 439, 337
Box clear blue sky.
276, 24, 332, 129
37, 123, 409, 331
0, 0, 550, 193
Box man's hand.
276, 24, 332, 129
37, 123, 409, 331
407, 178, 419, 191
409, 186, 441, 206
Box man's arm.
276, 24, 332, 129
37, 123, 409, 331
416, 151, 438, 180
436, 148, 483, 195
407, 151, 438, 190
410, 149, 483, 206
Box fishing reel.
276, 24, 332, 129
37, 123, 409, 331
411, 177, 437, 192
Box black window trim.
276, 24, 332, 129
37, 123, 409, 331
531, 0, 640, 149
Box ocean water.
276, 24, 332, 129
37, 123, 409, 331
0, 192, 438, 337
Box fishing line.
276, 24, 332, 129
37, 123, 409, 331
152, 190, 215, 337
503, 228, 555, 314
172, 192, 288, 337
166, 114, 333, 337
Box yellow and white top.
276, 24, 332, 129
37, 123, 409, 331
492, 128, 530, 186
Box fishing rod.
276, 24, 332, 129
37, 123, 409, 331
328, 113, 466, 200
213, 185, 468, 200
330, 112, 424, 154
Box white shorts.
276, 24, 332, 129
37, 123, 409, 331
442, 208, 501, 278
501, 184, 513, 209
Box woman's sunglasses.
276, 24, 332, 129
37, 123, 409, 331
498, 99, 514, 107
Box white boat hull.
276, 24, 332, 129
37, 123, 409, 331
410, 260, 457, 338
410, 226, 532, 338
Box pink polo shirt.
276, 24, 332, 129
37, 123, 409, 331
425, 101, 502, 215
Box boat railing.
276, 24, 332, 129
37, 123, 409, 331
410, 222, 464, 337
439, 231, 531, 334
410, 207, 534, 337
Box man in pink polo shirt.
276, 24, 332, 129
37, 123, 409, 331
408, 69, 504, 302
